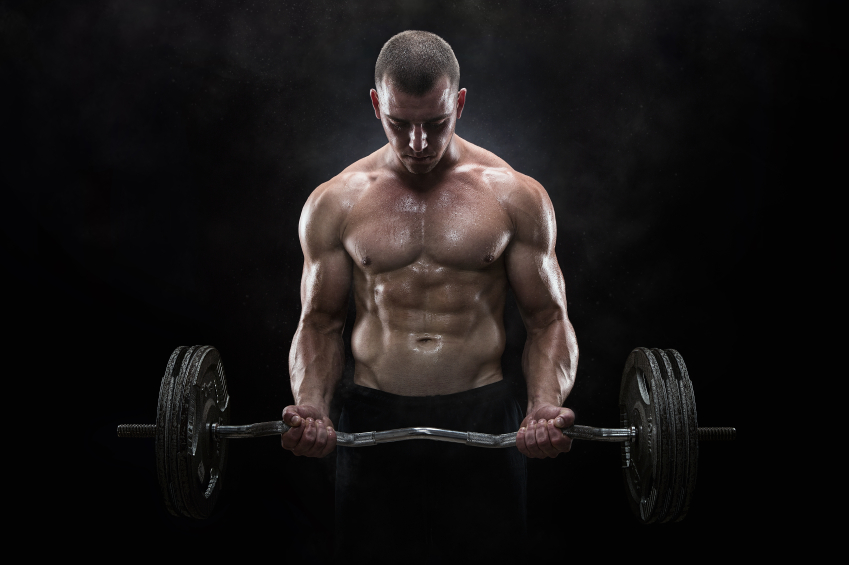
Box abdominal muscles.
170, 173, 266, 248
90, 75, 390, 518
351, 265, 508, 396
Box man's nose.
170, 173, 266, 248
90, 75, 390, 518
409, 124, 427, 153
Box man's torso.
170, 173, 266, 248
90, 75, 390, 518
319, 136, 531, 395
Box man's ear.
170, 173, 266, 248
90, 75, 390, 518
370, 89, 381, 120
456, 88, 467, 119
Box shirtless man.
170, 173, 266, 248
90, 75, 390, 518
281, 31, 578, 560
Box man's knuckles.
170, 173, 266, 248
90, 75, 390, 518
525, 424, 546, 457
315, 424, 327, 446
516, 431, 535, 458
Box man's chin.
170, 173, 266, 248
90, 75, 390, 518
403, 158, 439, 174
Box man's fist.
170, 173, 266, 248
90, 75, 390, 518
515, 404, 575, 458
281, 404, 336, 457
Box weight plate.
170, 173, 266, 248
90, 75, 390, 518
155, 346, 188, 517
619, 347, 672, 524
166, 345, 200, 517
650, 349, 685, 523
169, 345, 231, 519
665, 349, 698, 522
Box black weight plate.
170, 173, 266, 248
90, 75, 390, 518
169, 345, 200, 519
171, 345, 231, 519
155, 346, 189, 517
188, 346, 231, 518
650, 349, 685, 523
166, 345, 201, 518
665, 349, 698, 522
619, 347, 671, 524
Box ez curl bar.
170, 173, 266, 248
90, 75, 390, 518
118, 345, 735, 524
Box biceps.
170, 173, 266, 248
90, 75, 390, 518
300, 248, 352, 331
505, 241, 567, 330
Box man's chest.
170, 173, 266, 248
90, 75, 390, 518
342, 183, 513, 273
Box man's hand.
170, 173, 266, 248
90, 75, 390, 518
281, 404, 337, 457
515, 404, 575, 458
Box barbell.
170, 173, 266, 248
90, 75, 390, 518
118, 345, 735, 524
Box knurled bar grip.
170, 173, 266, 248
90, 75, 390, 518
118, 422, 736, 443
331, 424, 635, 447
696, 427, 736, 441
117, 424, 156, 438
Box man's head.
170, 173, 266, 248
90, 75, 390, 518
371, 31, 466, 175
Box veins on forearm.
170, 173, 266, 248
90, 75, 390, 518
522, 318, 577, 409
289, 321, 345, 411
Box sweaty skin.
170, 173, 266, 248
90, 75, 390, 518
282, 76, 579, 459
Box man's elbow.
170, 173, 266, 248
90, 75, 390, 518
524, 306, 570, 339
297, 309, 347, 336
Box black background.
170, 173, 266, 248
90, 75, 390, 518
3, 0, 836, 561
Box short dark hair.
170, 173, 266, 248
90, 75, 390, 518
374, 31, 460, 96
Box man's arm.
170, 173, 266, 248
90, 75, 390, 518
282, 181, 352, 457
503, 176, 579, 458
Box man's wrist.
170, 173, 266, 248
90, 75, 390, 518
526, 397, 562, 415
291, 392, 329, 412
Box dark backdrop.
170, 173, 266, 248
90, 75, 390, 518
3, 0, 835, 561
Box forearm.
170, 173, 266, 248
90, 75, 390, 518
523, 317, 578, 412
288, 319, 345, 414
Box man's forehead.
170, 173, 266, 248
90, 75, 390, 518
378, 77, 456, 117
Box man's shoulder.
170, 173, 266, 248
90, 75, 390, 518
456, 138, 551, 213
303, 149, 387, 218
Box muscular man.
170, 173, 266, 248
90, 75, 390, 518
282, 31, 578, 561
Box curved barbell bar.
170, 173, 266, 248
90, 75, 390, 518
118, 421, 735, 445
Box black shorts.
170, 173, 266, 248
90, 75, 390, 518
335, 379, 527, 563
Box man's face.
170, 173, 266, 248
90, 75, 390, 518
371, 76, 466, 175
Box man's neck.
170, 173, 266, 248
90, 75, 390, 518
384, 135, 465, 188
